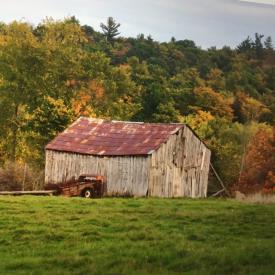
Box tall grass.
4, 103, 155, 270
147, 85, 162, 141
235, 191, 275, 204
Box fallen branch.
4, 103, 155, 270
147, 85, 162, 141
210, 163, 231, 197
211, 188, 225, 197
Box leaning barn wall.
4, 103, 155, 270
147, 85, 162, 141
45, 151, 149, 196
148, 126, 211, 198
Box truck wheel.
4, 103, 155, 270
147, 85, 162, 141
82, 188, 93, 198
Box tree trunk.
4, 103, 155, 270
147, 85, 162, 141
11, 104, 19, 162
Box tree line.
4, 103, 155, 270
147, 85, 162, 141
0, 17, 274, 193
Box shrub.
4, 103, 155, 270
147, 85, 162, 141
0, 162, 44, 191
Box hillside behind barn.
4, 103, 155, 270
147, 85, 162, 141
0, 18, 274, 194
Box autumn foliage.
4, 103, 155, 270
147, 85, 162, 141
0, 18, 275, 193
235, 128, 275, 194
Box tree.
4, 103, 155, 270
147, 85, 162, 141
190, 87, 234, 120
175, 39, 196, 49
0, 19, 89, 165
206, 68, 225, 91
100, 17, 121, 44
0, 22, 41, 162
183, 115, 246, 190
237, 36, 253, 54
64, 16, 80, 25
152, 102, 180, 123
233, 92, 270, 123
254, 33, 264, 58
264, 36, 273, 50
170, 37, 176, 43
82, 25, 95, 39
235, 128, 274, 194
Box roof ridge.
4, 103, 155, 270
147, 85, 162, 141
79, 116, 185, 126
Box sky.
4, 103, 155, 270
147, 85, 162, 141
1, 0, 275, 48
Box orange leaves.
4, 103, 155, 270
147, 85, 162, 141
237, 128, 275, 194
71, 80, 106, 117
207, 68, 225, 91
112, 43, 131, 59
192, 87, 234, 120
71, 91, 94, 118
263, 171, 275, 193
233, 92, 270, 122
183, 110, 215, 131
88, 80, 105, 99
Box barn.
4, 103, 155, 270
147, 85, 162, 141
45, 117, 211, 198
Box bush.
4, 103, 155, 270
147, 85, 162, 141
0, 162, 44, 191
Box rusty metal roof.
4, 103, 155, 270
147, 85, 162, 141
46, 117, 185, 156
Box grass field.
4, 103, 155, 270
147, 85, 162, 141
0, 196, 275, 275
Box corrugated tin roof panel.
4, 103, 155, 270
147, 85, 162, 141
45, 117, 185, 156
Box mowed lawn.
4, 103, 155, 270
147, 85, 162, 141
0, 197, 275, 275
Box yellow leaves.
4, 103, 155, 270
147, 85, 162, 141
71, 80, 106, 117
40, 17, 87, 48
235, 92, 271, 122
109, 95, 142, 121
208, 68, 223, 79
0, 36, 7, 47
32, 96, 72, 125
0, 76, 4, 85
0, 21, 38, 48
246, 96, 270, 118
45, 96, 67, 113
207, 68, 225, 91
196, 110, 215, 123
192, 87, 234, 120
118, 64, 131, 74
71, 91, 95, 118
182, 110, 214, 131
88, 80, 105, 99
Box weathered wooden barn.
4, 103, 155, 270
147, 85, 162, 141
45, 117, 211, 198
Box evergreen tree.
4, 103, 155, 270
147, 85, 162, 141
264, 36, 273, 50
237, 36, 253, 53
100, 17, 121, 44
254, 33, 264, 58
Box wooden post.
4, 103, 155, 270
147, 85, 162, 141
22, 163, 27, 191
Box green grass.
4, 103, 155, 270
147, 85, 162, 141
0, 197, 274, 275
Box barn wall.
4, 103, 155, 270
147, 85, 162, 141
45, 151, 149, 196
148, 126, 211, 198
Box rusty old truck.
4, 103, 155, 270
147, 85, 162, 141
45, 174, 105, 198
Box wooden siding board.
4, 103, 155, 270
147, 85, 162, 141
45, 151, 149, 197
148, 125, 211, 198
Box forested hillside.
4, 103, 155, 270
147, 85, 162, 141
0, 17, 274, 193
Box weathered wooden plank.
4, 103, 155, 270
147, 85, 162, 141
45, 151, 149, 197
0, 190, 56, 196
148, 125, 211, 198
